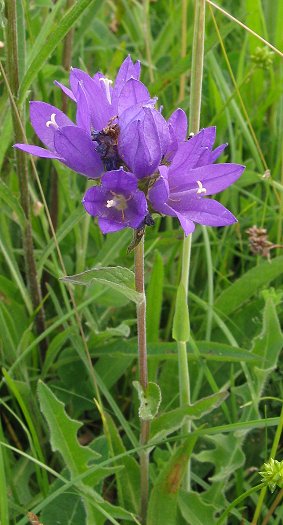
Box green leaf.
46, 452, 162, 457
18, 0, 96, 103
37, 381, 99, 479
147, 435, 198, 525
178, 491, 216, 525
133, 381, 162, 421
172, 284, 190, 342
146, 250, 164, 342
150, 391, 228, 443
61, 266, 143, 305
195, 434, 245, 508
252, 294, 283, 370
215, 256, 283, 315
104, 413, 140, 514
0, 179, 26, 228
41, 492, 86, 525
91, 339, 260, 363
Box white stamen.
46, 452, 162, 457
196, 180, 206, 194
46, 113, 59, 129
99, 77, 113, 104
106, 199, 116, 208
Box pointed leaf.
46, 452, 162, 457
147, 435, 198, 525
215, 256, 283, 315
150, 391, 228, 443
61, 266, 143, 305
37, 381, 99, 479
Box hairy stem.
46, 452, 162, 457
5, 0, 46, 355
135, 237, 149, 524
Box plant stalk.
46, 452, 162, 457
134, 237, 149, 525
176, 0, 206, 492
5, 0, 46, 355
216, 483, 265, 525
252, 403, 283, 524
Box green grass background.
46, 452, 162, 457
0, 1, 282, 524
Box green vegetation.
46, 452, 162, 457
0, 1, 282, 524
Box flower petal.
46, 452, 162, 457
174, 211, 195, 235
169, 163, 245, 194
54, 126, 103, 178
98, 218, 126, 233
82, 168, 147, 232
114, 55, 141, 100
169, 130, 210, 177
75, 82, 92, 132
70, 68, 113, 130
30, 101, 74, 150
82, 186, 108, 216
168, 108, 187, 143
54, 80, 76, 101
210, 143, 228, 163
102, 169, 138, 193
13, 143, 62, 159
174, 197, 237, 227
165, 108, 188, 160
117, 79, 151, 115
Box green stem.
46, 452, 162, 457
189, 0, 206, 134
252, 403, 283, 524
134, 237, 149, 524
179, 0, 188, 100
216, 483, 265, 525
143, 0, 154, 83
175, 0, 206, 492
5, 1, 46, 356
202, 226, 214, 340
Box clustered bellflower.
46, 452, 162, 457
14, 56, 245, 234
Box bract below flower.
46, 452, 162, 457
82, 169, 147, 233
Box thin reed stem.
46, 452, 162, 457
176, 0, 206, 492
5, 0, 46, 355
216, 483, 265, 525
179, 0, 188, 100
252, 404, 283, 524
262, 488, 283, 525
143, 0, 154, 83
134, 237, 149, 524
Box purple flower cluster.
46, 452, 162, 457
14, 56, 245, 234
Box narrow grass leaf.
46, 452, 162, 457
18, 0, 96, 103
215, 256, 283, 315
104, 413, 140, 514
146, 250, 164, 342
